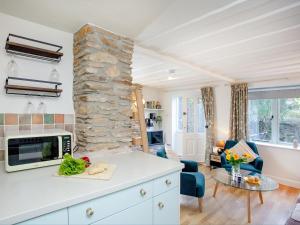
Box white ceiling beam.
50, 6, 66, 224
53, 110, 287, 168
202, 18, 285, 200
203, 40, 300, 64
134, 45, 236, 83
184, 24, 300, 59
140, 0, 248, 44
162, 1, 300, 52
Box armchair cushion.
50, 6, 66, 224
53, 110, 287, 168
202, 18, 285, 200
222, 162, 261, 174
180, 172, 197, 197
224, 140, 259, 155
253, 157, 263, 172
181, 160, 198, 172
240, 163, 261, 174
228, 139, 258, 162
181, 172, 205, 198
194, 172, 205, 198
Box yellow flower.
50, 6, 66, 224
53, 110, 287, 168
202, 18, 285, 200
225, 149, 231, 155
233, 154, 239, 160
226, 154, 231, 161
243, 153, 252, 159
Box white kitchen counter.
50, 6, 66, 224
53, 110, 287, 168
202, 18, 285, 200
0, 151, 183, 225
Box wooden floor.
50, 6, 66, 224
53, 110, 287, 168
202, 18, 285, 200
180, 166, 300, 225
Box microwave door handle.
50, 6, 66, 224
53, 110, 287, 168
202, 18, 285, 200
58, 136, 63, 159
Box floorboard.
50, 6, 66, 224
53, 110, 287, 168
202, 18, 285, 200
180, 166, 300, 225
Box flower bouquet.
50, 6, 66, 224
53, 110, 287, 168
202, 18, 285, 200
224, 150, 252, 177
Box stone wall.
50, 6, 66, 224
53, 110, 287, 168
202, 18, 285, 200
73, 24, 134, 151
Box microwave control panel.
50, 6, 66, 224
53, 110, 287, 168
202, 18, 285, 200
62, 135, 72, 155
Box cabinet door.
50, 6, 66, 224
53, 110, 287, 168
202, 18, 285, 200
93, 199, 152, 225
153, 187, 180, 225
17, 209, 68, 225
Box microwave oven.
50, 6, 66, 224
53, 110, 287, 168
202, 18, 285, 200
4, 129, 72, 172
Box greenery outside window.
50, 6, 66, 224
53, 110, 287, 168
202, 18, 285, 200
248, 91, 300, 146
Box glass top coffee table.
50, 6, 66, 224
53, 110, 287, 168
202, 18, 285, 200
211, 168, 278, 223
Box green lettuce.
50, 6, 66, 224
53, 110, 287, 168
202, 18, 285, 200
58, 154, 86, 176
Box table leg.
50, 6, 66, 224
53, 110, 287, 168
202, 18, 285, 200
258, 191, 263, 204
247, 191, 251, 223
213, 181, 219, 198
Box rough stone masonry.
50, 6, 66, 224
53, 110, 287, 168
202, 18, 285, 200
73, 24, 134, 151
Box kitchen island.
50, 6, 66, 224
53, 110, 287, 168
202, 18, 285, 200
0, 150, 183, 225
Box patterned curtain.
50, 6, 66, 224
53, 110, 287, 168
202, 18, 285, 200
230, 83, 248, 140
201, 87, 215, 165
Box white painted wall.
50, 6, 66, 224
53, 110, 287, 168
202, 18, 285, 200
0, 13, 74, 114
257, 143, 300, 188
142, 86, 163, 102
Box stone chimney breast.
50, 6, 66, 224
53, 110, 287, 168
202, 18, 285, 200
73, 24, 134, 151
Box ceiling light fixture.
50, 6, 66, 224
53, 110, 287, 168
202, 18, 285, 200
168, 76, 176, 80
168, 69, 177, 80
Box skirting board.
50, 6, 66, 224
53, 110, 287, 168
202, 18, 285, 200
264, 173, 300, 189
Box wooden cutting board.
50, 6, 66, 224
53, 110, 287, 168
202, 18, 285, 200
55, 163, 117, 180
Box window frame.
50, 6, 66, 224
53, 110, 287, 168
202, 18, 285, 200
248, 97, 300, 146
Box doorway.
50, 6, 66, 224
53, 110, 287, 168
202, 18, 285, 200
172, 96, 206, 162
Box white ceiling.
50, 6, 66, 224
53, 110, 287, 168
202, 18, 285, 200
0, 0, 174, 38
1, 0, 299, 90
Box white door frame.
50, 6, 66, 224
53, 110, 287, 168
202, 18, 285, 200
173, 94, 206, 162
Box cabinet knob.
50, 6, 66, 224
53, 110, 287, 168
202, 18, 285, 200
86, 208, 94, 217
140, 188, 147, 197
158, 202, 164, 209
165, 179, 172, 186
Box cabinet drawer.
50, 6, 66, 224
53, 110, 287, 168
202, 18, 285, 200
153, 187, 180, 225
68, 181, 153, 225
17, 209, 68, 225
153, 172, 179, 196
92, 199, 152, 225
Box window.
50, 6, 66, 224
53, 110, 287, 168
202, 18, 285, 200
175, 96, 205, 133
197, 97, 205, 133
248, 99, 273, 142
186, 98, 194, 133
176, 97, 183, 131
248, 87, 300, 145
279, 98, 300, 143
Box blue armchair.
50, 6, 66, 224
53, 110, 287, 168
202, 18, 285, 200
220, 140, 264, 173
156, 148, 205, 212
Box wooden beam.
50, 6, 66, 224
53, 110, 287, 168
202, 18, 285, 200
135, 45, 236, 83
134, 84, 149, 153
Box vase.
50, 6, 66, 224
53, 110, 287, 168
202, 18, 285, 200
231, 164, 241, 180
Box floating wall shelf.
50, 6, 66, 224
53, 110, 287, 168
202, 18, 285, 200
5, 34, 63, 62
5, 77, 62, 97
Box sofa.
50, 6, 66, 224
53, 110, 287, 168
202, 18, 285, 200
156, 148, 205, 212
220, 140, 264, 173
